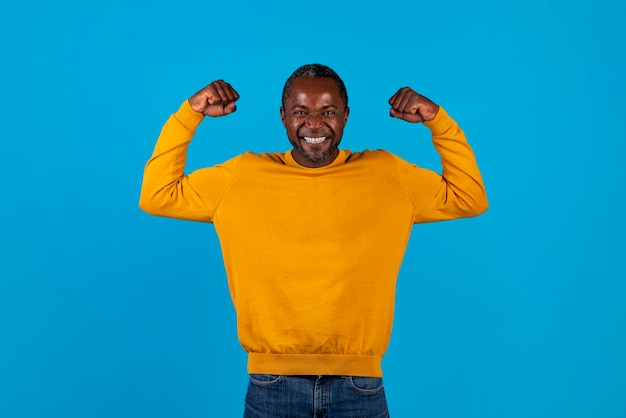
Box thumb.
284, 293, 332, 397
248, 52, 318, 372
223, 102, 237, 115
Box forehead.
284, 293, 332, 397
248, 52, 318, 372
287, 77, 343, 107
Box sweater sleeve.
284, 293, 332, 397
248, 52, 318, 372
395, 107, 488, 223
139, 100, 239, 223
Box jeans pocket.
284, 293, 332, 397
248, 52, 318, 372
249, 374, 284, 387
347, 376, 385, 395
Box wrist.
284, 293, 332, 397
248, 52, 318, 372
187, 98, 206, 115
176, 100, 206, 129
423, 107, 454, 134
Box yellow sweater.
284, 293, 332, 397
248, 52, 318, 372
140, 100, 487, 377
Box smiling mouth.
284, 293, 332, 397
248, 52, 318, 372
303, 136, 327, 144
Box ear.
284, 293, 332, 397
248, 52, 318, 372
344, 107, 350, 124
280, 106, 286, 128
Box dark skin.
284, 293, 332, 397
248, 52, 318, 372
188, 78, 440, 167
279, 77, 349, 168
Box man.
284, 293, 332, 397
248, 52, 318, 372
140, 64, 487, 417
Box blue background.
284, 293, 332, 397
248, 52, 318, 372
2, 0, 625, 417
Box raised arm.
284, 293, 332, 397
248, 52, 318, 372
388, 87, 488, 223
139, 81, 240, 222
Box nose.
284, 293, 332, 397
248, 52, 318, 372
305, 113, 323, 129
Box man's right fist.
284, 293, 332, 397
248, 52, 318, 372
188, 80, 239, 117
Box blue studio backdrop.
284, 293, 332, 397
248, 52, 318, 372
1, 1, 625, 417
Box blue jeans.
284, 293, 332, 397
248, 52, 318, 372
244, 374, 390, 418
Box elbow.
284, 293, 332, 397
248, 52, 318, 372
466, 191, 489, 217
138, 195, 152, 215
454, 187, 488, 218
138, 197, 150, 214
473, 195, 489, 216
138, 189, 159, 216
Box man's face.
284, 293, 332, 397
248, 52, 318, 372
280, 77, 349, 168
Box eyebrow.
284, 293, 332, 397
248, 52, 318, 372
290, 104, 339, 110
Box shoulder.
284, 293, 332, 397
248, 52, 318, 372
258, 151, 289, 164
347, 149, 399, 164
235, 151, 286, 163
228, 151, 291, 170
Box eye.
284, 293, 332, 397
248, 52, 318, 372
323, 110, 335, 116
293, 110, 306, 116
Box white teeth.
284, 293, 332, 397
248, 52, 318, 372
303, 136, 327, 144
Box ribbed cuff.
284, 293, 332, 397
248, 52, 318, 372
423, 106, 456, 135
174, 100, 205, 131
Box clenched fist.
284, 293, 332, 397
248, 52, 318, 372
188, 80, 240, 117
389, 87, 439, 123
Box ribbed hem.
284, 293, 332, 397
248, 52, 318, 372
248, 353, 383, 377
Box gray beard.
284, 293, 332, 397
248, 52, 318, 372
292, 142, 338, 165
